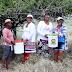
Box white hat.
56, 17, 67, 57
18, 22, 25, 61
4, 19, 13, 24
27, 14, 33, 18
57, 17, 63, 21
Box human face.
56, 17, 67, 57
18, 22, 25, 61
57, 20, 63, 26
26, 17, 32, 24
44, 14, 50, 21
6, 22, 12, 28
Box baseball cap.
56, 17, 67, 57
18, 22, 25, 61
27, 14, 33, 19
57, 17, 64, 21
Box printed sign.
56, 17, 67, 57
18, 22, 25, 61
51, 39, 56, 45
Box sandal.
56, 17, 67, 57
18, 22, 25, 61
2, 68, 7, 70
7, 67, 13, 70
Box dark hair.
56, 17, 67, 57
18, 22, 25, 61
57, 19, 64, 22
4, 22, 11, 26
44, 13, 50, 17
4, 23, 7, 26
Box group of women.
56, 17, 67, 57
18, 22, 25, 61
2, 13, 68, 70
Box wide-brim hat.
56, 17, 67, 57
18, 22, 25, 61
4, 19, 13, 25
27, 14, 33, 19
57, 17, 64, 21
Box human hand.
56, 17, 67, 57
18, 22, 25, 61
24, 39, 28, 44
45, 34, 48, 38
11, 41, 15, 45
21, 38, 23, 41
57, 34, 59, 38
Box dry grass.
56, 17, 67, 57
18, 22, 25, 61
0, 53, 72, 72
0, 17, 72, 72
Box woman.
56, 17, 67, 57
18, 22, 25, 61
37, 13, 53, 57
2, 19, 15, 70
53, 17, 68, 62
22, 14, 36, 64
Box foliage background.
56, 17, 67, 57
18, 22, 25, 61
0, 0, 72, 15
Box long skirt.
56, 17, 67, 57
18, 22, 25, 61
24, 41, 36, 64
37, 39, 51, 57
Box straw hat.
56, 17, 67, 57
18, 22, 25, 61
4, 19, 13, 25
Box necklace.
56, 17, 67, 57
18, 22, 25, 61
55, 25, 63, 33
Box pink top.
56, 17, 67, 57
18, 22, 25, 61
2, 28, 14, 45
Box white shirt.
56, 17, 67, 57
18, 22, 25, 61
22, 22, 36, 42
37, 21, 53, 40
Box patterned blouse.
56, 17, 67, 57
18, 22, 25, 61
53, 25, 68, 50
